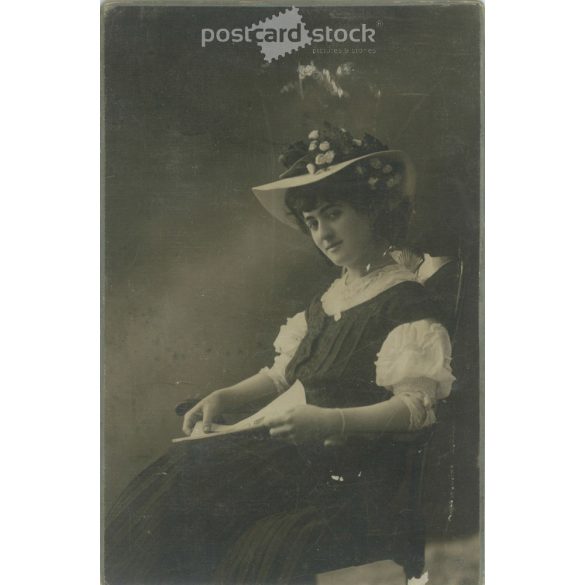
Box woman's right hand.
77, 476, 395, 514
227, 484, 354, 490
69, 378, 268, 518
182, 390, 226, 435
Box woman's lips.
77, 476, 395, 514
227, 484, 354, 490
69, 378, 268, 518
326, 242, 342, 253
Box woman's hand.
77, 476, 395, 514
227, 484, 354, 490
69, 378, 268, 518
265, 405, 341, 445
182, 390, 226, 435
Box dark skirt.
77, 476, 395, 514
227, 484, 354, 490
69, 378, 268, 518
104, 430, 407, 585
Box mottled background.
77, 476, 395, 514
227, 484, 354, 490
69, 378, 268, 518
103, 1, 481, 548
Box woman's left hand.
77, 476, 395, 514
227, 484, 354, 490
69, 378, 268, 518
265, 405, 340, 445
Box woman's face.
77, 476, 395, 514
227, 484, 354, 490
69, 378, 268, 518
302, 200, 378, 270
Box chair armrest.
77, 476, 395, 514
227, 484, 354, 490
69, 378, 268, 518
378, 426, 434, 446
329, 426, 434, 448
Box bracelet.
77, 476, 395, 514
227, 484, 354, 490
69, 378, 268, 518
336, 408, 346, 436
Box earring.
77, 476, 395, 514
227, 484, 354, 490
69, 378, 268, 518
365, 240, 392, 275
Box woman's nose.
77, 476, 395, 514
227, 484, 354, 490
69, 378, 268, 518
318, 221, 335, 242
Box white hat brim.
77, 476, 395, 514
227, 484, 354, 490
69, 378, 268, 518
252, 150, 415, 230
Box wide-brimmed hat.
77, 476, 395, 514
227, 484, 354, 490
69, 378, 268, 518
252, 124, 416, 230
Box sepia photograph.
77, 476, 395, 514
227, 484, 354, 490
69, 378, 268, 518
102, 2, 483, 583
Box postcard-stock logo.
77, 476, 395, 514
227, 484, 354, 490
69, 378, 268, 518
200, 7, 376, 63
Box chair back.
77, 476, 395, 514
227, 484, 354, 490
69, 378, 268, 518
378, 250, 465, 579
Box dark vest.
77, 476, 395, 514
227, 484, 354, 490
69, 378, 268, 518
285, 281, 443, 409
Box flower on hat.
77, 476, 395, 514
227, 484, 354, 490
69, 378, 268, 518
278, 122, 396, 182
315, 151, 335, 166
306, 163, 316, 174
299, 64, 318, 79
322, 150, 335, 164
336, 63, 355, 77
368, 177, 379, 190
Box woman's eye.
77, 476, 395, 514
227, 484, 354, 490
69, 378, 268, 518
327, 209, 341, 220
306, 220, 318, 230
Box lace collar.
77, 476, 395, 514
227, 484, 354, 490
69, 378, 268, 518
321, 263, 417, 321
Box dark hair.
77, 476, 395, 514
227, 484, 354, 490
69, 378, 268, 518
284, 165, 412, 247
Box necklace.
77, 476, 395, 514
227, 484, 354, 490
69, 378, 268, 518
325, 263, 414, 321
343, 246, 397, 286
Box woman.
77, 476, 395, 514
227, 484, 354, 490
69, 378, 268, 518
105, 125, 454, 585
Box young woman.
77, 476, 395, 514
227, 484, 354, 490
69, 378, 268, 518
105, 125, 454, 585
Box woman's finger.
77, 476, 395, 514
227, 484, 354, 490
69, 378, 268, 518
269, 424, 294, 437
182, 404, 203, 435
201, 405, 215, 432
182, 413, 196, 435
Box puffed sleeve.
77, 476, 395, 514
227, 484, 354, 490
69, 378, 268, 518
375, 319, 455, 430
260, 311, 308, 393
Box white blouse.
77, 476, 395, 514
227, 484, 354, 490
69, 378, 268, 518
261, 264, 455, 431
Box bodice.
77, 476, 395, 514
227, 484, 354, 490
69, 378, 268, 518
285, 280, 442, 408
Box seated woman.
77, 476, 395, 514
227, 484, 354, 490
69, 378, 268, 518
104, 125, 455, 585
